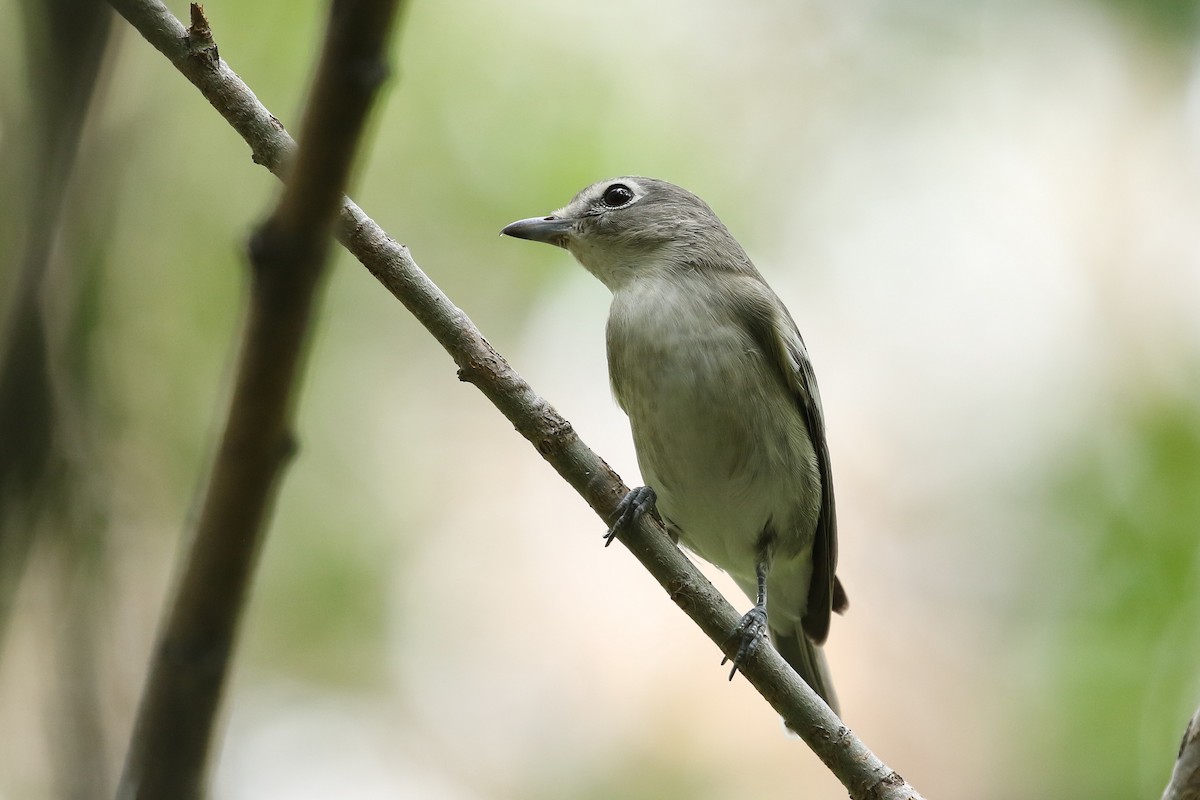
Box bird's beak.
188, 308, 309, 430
500, 216, 574, 249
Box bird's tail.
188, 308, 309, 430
771, 625, 839, 716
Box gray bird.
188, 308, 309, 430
502, 177, 847, 713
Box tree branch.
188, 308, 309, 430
1164, 705, 1200, 800
106, 1, 923, 797
1, 2, 117, 796
0, 0, 114, 633
115, 2, 403, 798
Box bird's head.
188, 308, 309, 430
501, 177, 751, 291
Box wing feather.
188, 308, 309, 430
725, 276, 845, 644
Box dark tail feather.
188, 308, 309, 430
771, 625, 839, 716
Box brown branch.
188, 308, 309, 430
1, 2, 117, 797
105, 1, 923, 797
114, 2, 403, 798
1164, 705, 1200, 800
0, 0, 114, 624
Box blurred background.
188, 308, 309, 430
3, 0, 1200, 797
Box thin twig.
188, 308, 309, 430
105, 1, 922, 797
1164, 705, 1200, 800
115, 2, 402, 798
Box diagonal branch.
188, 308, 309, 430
105, 1, 922, 797
115, 2, 403, 798
1164, 705, 1200, 800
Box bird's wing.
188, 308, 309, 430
727, 275, 846, 644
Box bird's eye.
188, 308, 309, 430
601, 184, 634, 208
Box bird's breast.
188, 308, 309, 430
605, 275, 820, 580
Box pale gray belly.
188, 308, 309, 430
610, 318, 821, 586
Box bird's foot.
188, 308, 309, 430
603, 485, 657, 547
721, 605, 768, 680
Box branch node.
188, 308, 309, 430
279, 431, 299, 466
185, 3, 219, 67
534, 418, 574, 457
188, 3, 209, 35
246, 221, 307, 285
245, 224, 280, 277
849, 769, 910, 800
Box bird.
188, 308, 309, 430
501, 176, 847, 713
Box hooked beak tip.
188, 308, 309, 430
500, 216, 573, 248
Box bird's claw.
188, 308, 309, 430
721, 605, 768, 680
603, 485, 657, 547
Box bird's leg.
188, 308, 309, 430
603, 485, 657, 547
722, 560, 769, 680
